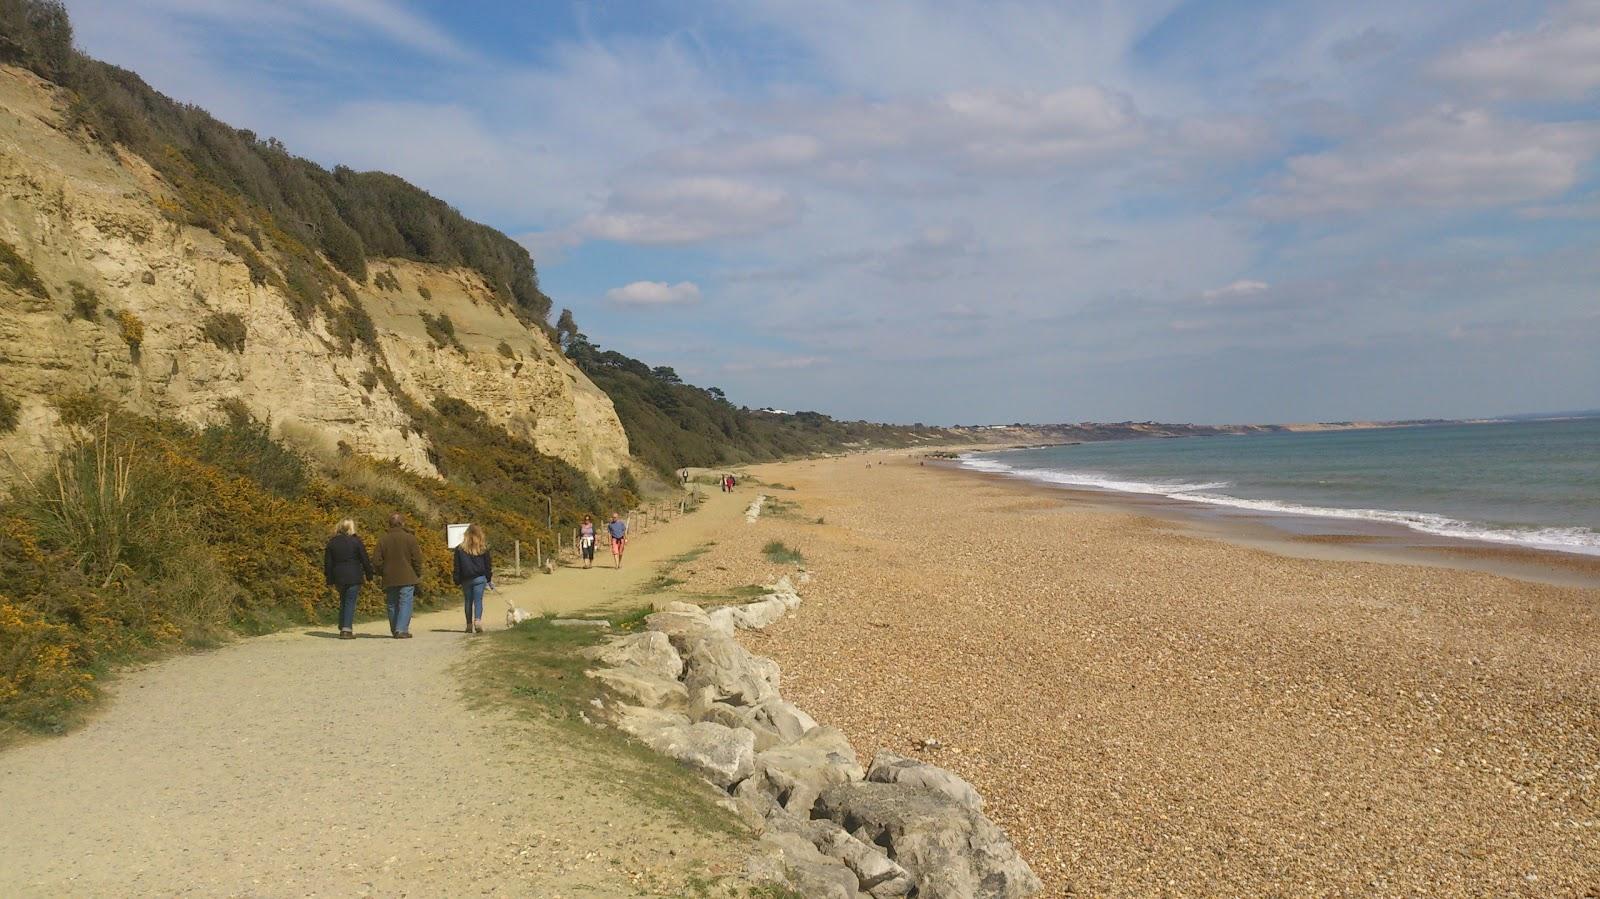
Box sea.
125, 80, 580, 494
959, 418, 1600, 557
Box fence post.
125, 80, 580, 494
515, 540, 521, 575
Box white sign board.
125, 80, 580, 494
446, 523, 470, 549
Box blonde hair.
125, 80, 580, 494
335, 518, 357, 536
461, 523, 487, 556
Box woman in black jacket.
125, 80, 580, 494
324, 518, 375, 640
453, 523, 493, 634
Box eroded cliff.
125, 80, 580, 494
0, 65, 629, 483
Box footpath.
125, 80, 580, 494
0, 485, 753, 898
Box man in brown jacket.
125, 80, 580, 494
375, 512, 424, 638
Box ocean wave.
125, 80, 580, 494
957, 455, 1600, 556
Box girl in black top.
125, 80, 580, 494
452, 523, 494, 634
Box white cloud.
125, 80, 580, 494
604, 281, 703, 306
723, 355, 828, 373
1256, 107, 1600, 216
579, 177, 801, 244
1201, 280, 1271, 302
1433, 1, 1600, 101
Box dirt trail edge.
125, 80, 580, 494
0, 486, 755, 898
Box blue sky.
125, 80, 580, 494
67, 0, 1600, 424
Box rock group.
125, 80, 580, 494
581, 575, 1042, 898
745, 494, 767, 523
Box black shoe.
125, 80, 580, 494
398, 632, 413, 639
339, 630, 355, 640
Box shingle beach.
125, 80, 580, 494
677, 454, 1600, 896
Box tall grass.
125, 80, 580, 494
17, 420, 176, 587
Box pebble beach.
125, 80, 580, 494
676, 454, 1600, 896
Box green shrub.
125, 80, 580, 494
68, 281, 99, 319
0, 393, 17, 433
417, 285, 431, 301
198, 401, 308, 499
358, 370, 379, 392
422, 312, 465, 353
373, 270, 401, 292
0, 238, 47, 299
496, 340, 515, 359
16, 422, 179, 587
762, 541, 804, 565
200, 311, 246, 353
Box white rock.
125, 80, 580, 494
867, 751, 985, 812
579, 631, 683, 680
585, 666, 689, 710
643, 721, 756, 788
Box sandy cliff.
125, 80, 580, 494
0, 65, 628, 483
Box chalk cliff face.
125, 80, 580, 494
0, 65, 629, 483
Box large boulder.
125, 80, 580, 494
612, 705, 689, 741
636, 720, 755, 789
867, 751, 985, 812
747, 699, 818, 745
817, 781, 1042, 899
750, 832, 859, 899
579, 631, 683, 680
813, 823, 916, 898
680, 630, 780, 707
644, 601, 714, 640
585, 665, 688, 710
704, 605, 740, 635
746, 725, 863, 815
730, 595, 789, 629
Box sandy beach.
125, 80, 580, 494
677, 454, 1600, 896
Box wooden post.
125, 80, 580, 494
536, 538, 542, 570
515, 540, 521, 575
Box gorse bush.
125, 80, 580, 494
0, 394, 642, 737
116, 310, 144, 351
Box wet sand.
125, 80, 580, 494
678, 454, 1600, 896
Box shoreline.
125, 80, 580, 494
938, 458, 1600, 591
675, 453, 1600, 894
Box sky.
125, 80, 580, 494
65, 0, 1600, 425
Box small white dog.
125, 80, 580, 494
505, 601, 534, 628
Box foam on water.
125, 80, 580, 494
958, 454, 1600, 557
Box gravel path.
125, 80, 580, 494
0, 487, 749, 898
680, 456, 1600, 896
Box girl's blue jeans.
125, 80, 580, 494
462, 575, 487, 626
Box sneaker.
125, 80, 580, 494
339, 630, 355, 640
398, 632, 413, 639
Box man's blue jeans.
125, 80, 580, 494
462, 575, 487, 628
385, 584, 415, 635
337, 583, 361, 631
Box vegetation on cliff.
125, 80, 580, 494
0, 0, 549, 323
0, 399, 636, 739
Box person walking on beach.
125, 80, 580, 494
607, 513, 627, 569
323, 518, 374, 640
452, 523, 493, 635
375, 512, 423, 639
579, 515, 597, 569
